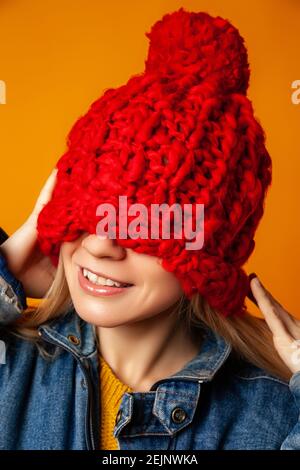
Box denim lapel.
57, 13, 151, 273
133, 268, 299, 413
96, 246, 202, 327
38, 308, 97, 358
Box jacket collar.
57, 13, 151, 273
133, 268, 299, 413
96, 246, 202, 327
38, 308, 97, 359
38, 307, 232, 382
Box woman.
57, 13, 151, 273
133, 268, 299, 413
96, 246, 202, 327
0, 8, 300, 450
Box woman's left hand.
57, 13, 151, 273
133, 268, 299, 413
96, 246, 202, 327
249, 275, 300, 374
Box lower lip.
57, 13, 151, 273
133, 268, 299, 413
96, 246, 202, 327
77, 266, 133, 297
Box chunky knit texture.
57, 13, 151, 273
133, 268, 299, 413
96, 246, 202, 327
36, 7, 272, 317
99, 354, 133, 450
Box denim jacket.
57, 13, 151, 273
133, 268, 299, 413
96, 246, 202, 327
0, 252, 300, 450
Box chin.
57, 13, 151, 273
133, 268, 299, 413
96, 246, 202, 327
74, 309, 118, 327
71, 301, 125, 327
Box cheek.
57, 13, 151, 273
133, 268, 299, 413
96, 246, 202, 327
143, 271, 183, 313
61, 244, 80, 288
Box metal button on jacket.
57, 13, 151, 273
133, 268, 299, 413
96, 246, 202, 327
67, 334, 80, 346
171, 407, 187, 424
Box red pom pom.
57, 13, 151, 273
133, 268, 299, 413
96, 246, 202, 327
145, 7, 249, 95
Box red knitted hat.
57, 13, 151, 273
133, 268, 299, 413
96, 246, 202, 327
37, 7, 272, 317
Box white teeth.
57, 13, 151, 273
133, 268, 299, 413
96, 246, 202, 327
82, 268, 125, 287
89, 272, 98, 283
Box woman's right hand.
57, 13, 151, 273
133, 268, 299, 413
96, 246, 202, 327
0, 168, 58, 299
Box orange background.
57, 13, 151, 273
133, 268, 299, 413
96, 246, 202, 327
0, 0, 299, 316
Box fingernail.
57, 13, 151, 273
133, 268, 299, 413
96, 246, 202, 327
249, 273, 262, 287
247, 273, 259, 306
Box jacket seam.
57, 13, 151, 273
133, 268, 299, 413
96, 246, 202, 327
234, 374, 289, 386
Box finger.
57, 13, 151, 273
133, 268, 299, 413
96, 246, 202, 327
250, 277, 294, 341
31, 168, 58, 216
0, 169, 58, 275
250, 276, 300, 338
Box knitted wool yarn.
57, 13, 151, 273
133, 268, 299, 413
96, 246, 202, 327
36, 7, 272, 317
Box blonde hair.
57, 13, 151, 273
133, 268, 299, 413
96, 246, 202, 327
10, 251, 291, 381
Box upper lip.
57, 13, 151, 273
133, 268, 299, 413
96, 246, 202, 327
80, 265, 133, 286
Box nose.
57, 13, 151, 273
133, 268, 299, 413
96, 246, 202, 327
81, 234, 126, 261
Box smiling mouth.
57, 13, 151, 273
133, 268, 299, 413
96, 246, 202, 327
80, 266, 133, 288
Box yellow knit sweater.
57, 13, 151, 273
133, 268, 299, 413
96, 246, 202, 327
99, 354, 133, 450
